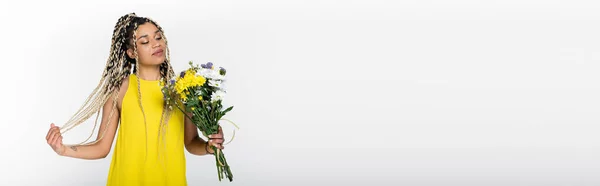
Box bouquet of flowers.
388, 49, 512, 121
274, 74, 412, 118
161, 61, 236, 182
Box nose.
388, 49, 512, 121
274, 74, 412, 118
152, 40, 161, 48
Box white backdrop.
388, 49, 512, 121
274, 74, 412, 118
2, 0, 600, 185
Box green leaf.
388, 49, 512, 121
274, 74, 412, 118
222, 106, 234, 114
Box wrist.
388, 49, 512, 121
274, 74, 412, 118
62, 145, 78, 157
58, 146, 68, 157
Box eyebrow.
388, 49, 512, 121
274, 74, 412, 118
137, 30, 161, 40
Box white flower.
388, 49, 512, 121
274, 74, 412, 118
208, 80, 222, 88
210, 70, 225, 80
212, 74, 226, 80
197, 67, 226, 80
210, 90, 226, 102
197, 68, 212, 78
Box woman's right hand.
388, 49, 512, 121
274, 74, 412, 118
46, 123, 66, 156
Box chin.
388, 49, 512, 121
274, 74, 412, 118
140, 55, 166, 66
152, 56, 166, 65
155, 59, 166, 65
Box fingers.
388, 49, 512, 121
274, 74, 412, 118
46, 124, 61, 140
46, 123, 55, 140
208, 133, 223, 139
50, 129, 61, 146
47, 125, 63, 148
52, 132, 62, 146
208, 127, 225, 139
51, 135, 62, 148
209, 139, 224, 148
208, 130, 224, 139
213, 143, 224, 150
210, 138, 224, 145
47, 128, 58, 144
207, 127, 226, 150
207, 138, 224, 149
53, 136, 63, 148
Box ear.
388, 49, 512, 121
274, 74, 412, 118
126, 48, 136, 59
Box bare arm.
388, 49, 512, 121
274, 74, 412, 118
184, 112, 224, 156
46, 79, 127, 160
64, 96, 120, 159
46, 94, 120, 160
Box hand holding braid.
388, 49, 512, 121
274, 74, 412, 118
53, 13, 175, 150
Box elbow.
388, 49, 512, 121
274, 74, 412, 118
98, 147, 111, 159
184, 138, 195, 154
85, 151, 109, 160
184, 143, 203, 156
94, 152, 109, 159
184, 144, 193, 154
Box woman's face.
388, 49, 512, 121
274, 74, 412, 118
127, 23, 166, 66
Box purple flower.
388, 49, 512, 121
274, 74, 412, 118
201, 62, 214, 69
180, 71, 186, 78
170, 79, 175, 85
219, 67, 226, 75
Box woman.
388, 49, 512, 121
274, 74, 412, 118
44, 13, 225, 185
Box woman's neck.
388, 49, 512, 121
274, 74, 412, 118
137, 64, 161, 81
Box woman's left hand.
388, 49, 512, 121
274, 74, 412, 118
208, 126, 225, 150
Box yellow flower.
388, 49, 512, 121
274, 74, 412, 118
181, 93, 188, 102
191, 107, 195, 111
198, 96, 203, 100
174, 69, 207, 99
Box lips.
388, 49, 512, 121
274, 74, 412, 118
152, 49, 164, 56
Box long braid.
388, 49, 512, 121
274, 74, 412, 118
60, 13, 137, 148
129, 20, 152, 165
60, 14, 177, 175
131, 17, 176, 173
62, 13, 131, 132
129, 16, 176, 175
60, 20, 120, 133
77, 18, 135, 145
79, 15, 136, 146
146, 17, 175, 173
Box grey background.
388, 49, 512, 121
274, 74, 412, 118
2, 0, 600, 185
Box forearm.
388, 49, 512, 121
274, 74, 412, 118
186, 136, 213, 156
62, 144, 109, 160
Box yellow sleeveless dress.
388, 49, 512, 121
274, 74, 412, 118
107, 74, 187, 186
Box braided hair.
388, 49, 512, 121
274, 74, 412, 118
59, 13, 175, 161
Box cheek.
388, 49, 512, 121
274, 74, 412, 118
137, 46, 153, 58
